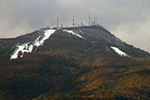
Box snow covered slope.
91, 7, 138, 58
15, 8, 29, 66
111, 46, 130, 57
63, 29, 85, 39
10, 29, 56, 59
0, 25, 150, 60
10, 28, 86, 59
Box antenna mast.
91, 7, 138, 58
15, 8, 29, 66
73, 15, 75, 27
95, 16, 97, 24
57, 16, 59, 29
89, 14, 90, 26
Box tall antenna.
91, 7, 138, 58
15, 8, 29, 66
95, 16, 97, 24
73, 15, 75, 27
89, 14, 90, 26
91, 18, 93, 25
57, 16, 59, 29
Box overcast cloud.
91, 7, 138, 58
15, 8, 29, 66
0, 0, 150, 52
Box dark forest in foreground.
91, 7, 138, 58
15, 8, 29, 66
0, 51, 150, 100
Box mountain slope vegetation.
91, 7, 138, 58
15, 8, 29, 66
0, 51, 150, 100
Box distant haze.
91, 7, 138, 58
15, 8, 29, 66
0, 0, 150, 52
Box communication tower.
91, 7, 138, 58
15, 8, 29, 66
57, 16, 59, 28
89, 14, 91, 26
73, 15, 75, 27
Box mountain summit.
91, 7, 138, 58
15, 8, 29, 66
0, 25, 150, 100
0, 25, 149, 60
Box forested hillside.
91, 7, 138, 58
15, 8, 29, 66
0, 51, 150, 100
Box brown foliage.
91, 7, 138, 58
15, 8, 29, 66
0, 51, 150, 100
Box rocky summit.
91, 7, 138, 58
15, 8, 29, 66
0, 25, 150, 60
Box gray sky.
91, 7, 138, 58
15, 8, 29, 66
0, 0, 150, 52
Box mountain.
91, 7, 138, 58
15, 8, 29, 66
0, 25, 150, 60
0, 25, 150, 100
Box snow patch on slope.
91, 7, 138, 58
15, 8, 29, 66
63, 29, 85, 39
10, 29, 56, 59
111, 46, 129, 57
10, 43, 34, 59
34, 29, 56, 47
